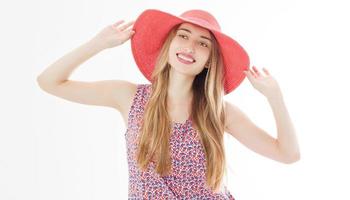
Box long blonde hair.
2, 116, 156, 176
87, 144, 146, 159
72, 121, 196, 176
136, 24, 227, 192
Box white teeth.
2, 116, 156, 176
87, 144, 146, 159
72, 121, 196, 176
177, 54, 195, 62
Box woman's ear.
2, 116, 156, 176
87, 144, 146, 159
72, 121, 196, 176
204, 61, 210, 68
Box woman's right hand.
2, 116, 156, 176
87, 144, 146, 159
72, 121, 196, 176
90, 20, 135, 50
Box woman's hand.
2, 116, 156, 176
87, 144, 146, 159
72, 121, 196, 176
244, 66, 283, 99
90, 20, 135, 50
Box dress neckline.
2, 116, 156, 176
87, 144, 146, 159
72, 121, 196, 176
172, 118, 190, 125
171, 115, 192, 127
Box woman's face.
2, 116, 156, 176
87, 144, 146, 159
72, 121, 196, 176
168, 23, 212, 76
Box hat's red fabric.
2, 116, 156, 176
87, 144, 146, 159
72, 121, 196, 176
131, 9, 250, 95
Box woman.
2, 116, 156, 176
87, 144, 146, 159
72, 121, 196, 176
37, 9, 300, 200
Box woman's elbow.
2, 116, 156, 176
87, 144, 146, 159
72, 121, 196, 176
282, 152, 301, 164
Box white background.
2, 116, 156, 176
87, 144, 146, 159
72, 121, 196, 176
1, 0, 350, 199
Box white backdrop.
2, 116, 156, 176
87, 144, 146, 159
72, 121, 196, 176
1, 0, 349, 199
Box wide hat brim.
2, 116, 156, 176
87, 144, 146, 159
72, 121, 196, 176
131, 9, 250, 95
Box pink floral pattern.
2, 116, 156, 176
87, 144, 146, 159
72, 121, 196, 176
125, 83, 235, 199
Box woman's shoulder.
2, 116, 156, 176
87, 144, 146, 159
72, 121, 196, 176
136, 82, 152, 89
116, 81, 151, 126
125, 82, 153, 103
120, 81, 151, 94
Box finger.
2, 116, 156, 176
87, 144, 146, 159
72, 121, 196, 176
119, 29, 136, 41
126, 28, 136, 36
252, 66, 262, 76
119, 20, 135, 31
122, 27, 135, 34
262, 67, 270, 75
112, 20, 125, 27
249, 68, 258, 78
243, 70, 253, 80
243, 70, 250, 78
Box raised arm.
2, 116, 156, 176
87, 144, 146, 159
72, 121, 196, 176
37, 20, 137, 113
225, 66, 300, 164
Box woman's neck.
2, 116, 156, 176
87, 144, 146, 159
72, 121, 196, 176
167, 68, 194, 103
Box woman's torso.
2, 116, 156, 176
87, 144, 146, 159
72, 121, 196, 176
123, 83, 235, 199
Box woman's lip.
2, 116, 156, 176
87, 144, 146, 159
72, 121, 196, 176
176, 52, 195, 61
176, 54, 195, 64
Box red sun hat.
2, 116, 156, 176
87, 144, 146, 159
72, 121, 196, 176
130, 9, 250, 95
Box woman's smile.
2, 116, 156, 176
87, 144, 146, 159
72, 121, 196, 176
176, 52, 196, 65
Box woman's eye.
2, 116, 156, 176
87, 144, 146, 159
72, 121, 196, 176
200, 42, 208, 47
178, 34, 209, 48
179, 34, 188, 39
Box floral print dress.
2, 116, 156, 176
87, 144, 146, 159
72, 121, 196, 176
124, 83, 235, 200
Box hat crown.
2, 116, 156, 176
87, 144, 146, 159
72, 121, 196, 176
180, 10, 221, 31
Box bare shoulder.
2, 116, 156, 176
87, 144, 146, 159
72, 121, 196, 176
99, 80, 138, 126
108, 80, 138, 112
224, 101, 246, 125
224, 100, 253, 136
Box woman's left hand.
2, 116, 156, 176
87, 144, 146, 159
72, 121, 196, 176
244, 66, 282, 99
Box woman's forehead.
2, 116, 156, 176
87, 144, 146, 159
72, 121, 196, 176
177, 23, 211, 38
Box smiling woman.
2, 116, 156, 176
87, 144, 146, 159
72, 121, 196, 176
168, 23, 213, 75
37, 8, 299, 200
128, 9, 252, 199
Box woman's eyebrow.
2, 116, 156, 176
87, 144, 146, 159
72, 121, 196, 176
177, 28, 212, 43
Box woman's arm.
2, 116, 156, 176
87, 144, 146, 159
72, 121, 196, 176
225, 66, 300, 164
225, 100, 300, 164
37, 20, 134, 87
36, 20, 137, 112
267, 92, 300, 162
36, 40, 104, 87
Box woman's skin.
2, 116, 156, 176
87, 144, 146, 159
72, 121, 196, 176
167, 22, 212, 123
37, 19, 300, 164
37, 20, 138, 126
167, 23, 300, 164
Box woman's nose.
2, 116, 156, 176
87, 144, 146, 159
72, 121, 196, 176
183, 46, 194, 54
